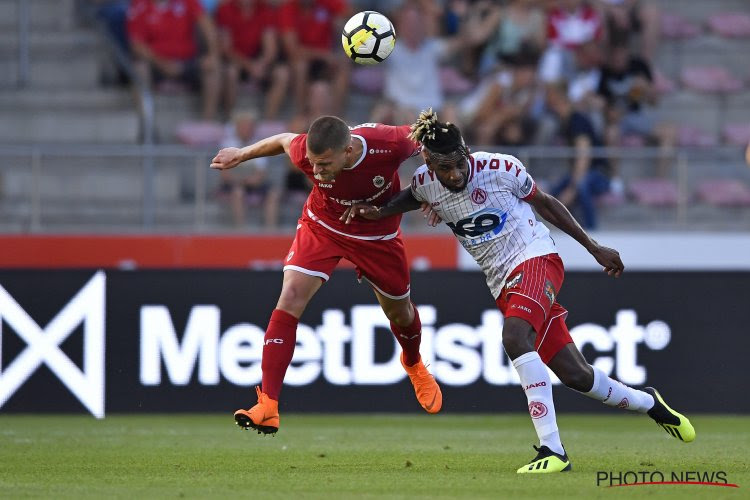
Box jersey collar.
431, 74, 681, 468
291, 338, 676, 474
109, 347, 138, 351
343, 135, 367, 170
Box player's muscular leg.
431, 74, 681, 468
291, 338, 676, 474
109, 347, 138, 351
547, 344, 594, 392
502, 317, 537, 360
275, 270, 324, 318
373, 292, 414, 327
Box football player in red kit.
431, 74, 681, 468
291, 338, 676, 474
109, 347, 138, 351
210, 116, 442, 434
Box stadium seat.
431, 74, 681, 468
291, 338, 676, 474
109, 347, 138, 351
680, 66, 743, 93
707, 12, 750, 38
628, 178, 680, 207
597, 190, 626, 208
620, 134, 646, 148
351, 67, 386, 95
722, 123, 750, 146
660, 13, 701, 39
175, 120, 225, 147
653, 69, 676, 95
678, 125, 718, 147
695, 179, 750, 206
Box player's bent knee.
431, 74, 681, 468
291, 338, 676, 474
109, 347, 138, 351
559, 364, 594, 392
501, 317, 536, 359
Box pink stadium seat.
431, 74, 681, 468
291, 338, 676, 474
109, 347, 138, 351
680, 66, 743, 93
708, 12, 750, 38
661, 13, 701, 39
620, 134, 646, 147
653, 69, 676, 95
678, 125, 718, 147
628, 178, 680, 206
597, 191, 626, 207
175, 120, 225, 146
695, 179, 750, 206
722, 123, 750, 146
351, 66, 385, 94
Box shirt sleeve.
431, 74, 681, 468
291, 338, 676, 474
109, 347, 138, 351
410, 172, 427, 202
288, 134, 307, 168
503, 155, 537, 201
394, 125, 422, 163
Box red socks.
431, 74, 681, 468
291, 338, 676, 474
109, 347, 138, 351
261, 309, 298, 401
390, 303, 422, 367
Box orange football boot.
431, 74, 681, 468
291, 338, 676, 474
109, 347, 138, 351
401, 353, 442, 413
234, 386, 279, 435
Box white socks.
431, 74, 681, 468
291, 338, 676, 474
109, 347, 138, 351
512, 351, 564, 456
583, 365, 654, 413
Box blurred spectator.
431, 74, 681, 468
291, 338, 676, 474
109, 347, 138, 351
546, 84, 611, 229
471, 0, 547, 76
459, 52, 540, 146
540, 0, 604, 83
372, 2, 466, 125
567, 41, 605, 130
279, 0, 350, 116
91, 0, 130, 53
597, 0, 660, 63
218, 110, 281, 228
216, 0, 290, 119
597, 43, 674, 175
127, 0, 222, 120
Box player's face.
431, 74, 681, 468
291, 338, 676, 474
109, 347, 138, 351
307, 146, 350, 182
429, 156, 469, 193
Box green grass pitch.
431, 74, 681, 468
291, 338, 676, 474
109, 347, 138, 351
0, 414, 747, 499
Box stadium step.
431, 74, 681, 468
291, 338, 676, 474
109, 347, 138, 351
0, 108, 139, 143
0, 57, 100, 88
0, 0, 77, 31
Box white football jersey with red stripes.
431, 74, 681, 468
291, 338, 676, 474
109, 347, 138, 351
411, 152, 557, 298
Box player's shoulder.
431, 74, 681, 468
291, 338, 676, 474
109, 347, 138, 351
411, 164, 440, 189
470, 151, 527, 173
351, 123, 409, 142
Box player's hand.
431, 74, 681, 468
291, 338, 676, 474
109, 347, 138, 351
210, 147, 243, 170
590, 244, 625, 278
420, 202, 442, 227
339, 203, 381, 224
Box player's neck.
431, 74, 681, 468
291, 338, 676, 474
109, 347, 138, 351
345, 136, 364, 169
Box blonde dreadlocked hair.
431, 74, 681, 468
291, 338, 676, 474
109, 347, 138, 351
408, 108, 469, 161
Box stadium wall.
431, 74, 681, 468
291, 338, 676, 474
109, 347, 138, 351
0, 269, 745, 417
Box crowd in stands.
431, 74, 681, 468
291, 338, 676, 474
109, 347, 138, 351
89, 0, 750, 230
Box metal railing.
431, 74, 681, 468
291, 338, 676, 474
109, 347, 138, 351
0, 144, 747, 233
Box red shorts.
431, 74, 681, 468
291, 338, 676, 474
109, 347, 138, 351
283, 218, 410, 299
495, 253, 573, 364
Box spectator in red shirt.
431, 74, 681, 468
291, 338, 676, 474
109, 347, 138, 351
278, 0, 350, 116
127, 0, 221, 120
540, 0, 603, 83
217, 0, 290, 119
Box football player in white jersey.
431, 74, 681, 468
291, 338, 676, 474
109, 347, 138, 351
341, 109, 694, 474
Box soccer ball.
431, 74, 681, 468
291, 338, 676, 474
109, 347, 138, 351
341, 11, 396, 65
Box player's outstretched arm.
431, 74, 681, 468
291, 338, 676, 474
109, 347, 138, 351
528, 187, 625, 277
340, 187, 424, 224
210, 133, 298, 170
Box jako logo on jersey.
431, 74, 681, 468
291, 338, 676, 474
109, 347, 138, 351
319, 183, 333, 188
471, 187, 487, 204
448, 207, 508, 239
524, 381, 547, 391
511, 304, 532, 314
264, 338, 284, 345
373, 175, 385, 188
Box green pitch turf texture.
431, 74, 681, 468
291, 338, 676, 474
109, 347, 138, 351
0, 414, 747, 499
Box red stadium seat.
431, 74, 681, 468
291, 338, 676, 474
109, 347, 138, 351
628, 178, 680, 207
678, 125, 718, 147
695, 179, 750, 206
175, 120, 225, 147
660, 13, 701, 39
707, 12, 750, 38
680, 66, 743, 93
722, 123, 750, 146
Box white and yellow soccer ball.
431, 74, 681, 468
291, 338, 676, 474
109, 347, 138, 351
341, 11, 396, 65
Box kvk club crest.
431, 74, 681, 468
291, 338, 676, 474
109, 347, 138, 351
373, 175, 385, 188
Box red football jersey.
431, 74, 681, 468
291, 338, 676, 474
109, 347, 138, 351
288, 123, 421, 239
127, 0, 204, 60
